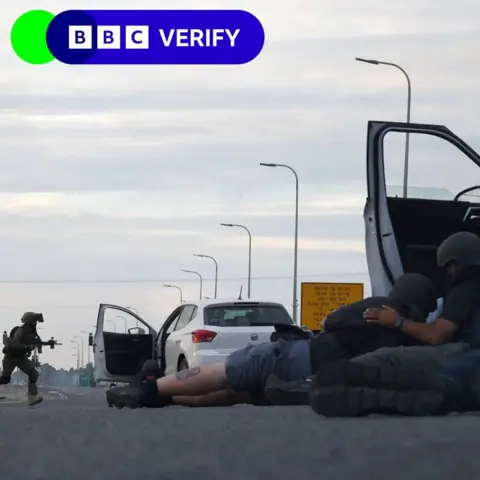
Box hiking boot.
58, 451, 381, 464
264, 374, 313, 405
309, 385, 444, 417
28, 394, 43, 406
106, 384, 143, 409
314, 360, 449, 392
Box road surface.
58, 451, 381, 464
1, 386, 480, 479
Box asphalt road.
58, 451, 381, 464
2, 387, 480, 479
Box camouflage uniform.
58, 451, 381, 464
0, 312, 43, 405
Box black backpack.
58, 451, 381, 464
9, 326, 20, 339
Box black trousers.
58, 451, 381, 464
0, 355, 38, 395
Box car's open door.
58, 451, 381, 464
365, 121, 480, 297
93, 304, 157, 384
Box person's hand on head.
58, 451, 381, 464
363, 305, 399, 328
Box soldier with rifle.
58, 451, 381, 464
1, 312, 61, 406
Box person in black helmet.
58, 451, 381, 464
307, 231, 480, 417
105, 273, 439, 409
0, 312, 44, 406
363, 231, 480, 347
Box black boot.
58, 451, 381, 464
106, 381, 172, 409
309, 360, 449, 417
264, 374, 313, 405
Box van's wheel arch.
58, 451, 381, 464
177, 356, 189, 371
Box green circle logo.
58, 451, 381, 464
11, 10, 56, 65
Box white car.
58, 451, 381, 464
92, 299, 294, 384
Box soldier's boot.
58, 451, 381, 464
28, 393, 43, 406
309, 360, 449, 417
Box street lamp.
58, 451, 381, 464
116, 315, 128, 333
80, 330, 91, 365
355, 57, 412, 198
126, 306, 138, 327
221, 223, 252, 298
74, 335, 84, 368
71, 340, 80, 369
194, 254, 218, 299
106, 320, 116, 332
181, 270, 203, 299
72, 352, 78, 372
259, 163, 299, 324
164, 284, 183, 304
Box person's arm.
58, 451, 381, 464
364, 284, 473, 345
397, 317, 457, 345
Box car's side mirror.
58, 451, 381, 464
88, 333, 93, 346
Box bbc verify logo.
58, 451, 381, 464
69, 26, 240, 50
11, 9, 264, 65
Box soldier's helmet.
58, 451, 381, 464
437, 232, 480, 270
21, 312, 42, 324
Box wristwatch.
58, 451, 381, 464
394, 314, 405, 329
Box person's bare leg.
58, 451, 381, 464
156, 363, 229, 397
106, 363, 231, 409
173, 390, 251, 407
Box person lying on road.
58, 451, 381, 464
106, 272, 439, 409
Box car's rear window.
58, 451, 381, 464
203, 304, 293, 327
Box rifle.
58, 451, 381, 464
30, 337, 62, 353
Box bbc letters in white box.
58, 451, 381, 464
68, 25, 240, 49
68, 25, 149, 49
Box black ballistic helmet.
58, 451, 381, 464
21, 312, 44, 325
437, 232, 480, 270
388, 273, 437, 319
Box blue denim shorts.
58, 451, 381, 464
225, 339, 311, 391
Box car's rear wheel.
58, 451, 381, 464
178, 357, 189, 371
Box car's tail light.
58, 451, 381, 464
192, 330, 217, 343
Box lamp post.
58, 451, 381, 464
193, 254, 218, 298
164, 284, 183, 303
116, 315, 128, 333
74, 335, 84, 368
72, 352, 79, 372
259, 163, 299, 324
220, 223, 252, 298
181, 270, 203, 299
355, 57, 412, 198
80, 330, 91, 365
71, 340, 80, 369
106, 320, 116, 332
126, 306, 138, 327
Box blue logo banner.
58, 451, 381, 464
45, 10, 265, 65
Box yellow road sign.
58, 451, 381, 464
300, 282, 364, 331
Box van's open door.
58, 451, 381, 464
365, 121, 480, 297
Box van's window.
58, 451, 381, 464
203, 304, 293, 327
383, 132, 480, 201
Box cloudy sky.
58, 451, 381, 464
1, 0, 479, 368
